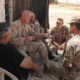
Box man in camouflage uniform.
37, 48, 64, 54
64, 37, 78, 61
29, 11, 55, 60
10, 10, 52, 72
29, 11, 44, 33
62, 17, 80, 80
51, 18, 71, 52
48, 17, 80, 80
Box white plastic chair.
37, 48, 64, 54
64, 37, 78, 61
0, 67, 18, 80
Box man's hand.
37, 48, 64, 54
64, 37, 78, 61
33, 65, 42, 78
52, 41, 60, 49
59, 45, 64, 50
43, 33, 49, 38
63, 61, 70, 68
33, 64, 39, 73
25, 36, 33, 42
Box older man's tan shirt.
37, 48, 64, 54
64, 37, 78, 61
10, 20, 44, 50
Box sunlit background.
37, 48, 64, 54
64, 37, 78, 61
58, 0, 80, 4
49, 0, 80, 30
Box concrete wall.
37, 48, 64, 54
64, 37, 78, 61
0, 0, 5, 22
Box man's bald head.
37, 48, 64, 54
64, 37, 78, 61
20, 10, 34, 24
20, 10, 31, 24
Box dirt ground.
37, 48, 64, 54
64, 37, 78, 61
49, 3, 80, 30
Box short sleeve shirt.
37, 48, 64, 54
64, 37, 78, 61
64, 33, 80, 69
0, 43, 24, 79
51, 26, 71, 45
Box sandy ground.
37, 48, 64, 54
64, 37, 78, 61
49, 4, 80, 30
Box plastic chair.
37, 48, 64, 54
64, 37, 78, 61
0, 67, 18, 80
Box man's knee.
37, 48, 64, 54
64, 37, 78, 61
39, 41, 47, 49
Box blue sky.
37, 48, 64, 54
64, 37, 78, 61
58, 0, 80, 4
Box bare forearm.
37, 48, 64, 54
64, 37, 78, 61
20, 58, 38, 71
52, 41, 60, 49
61, 41, 68, 49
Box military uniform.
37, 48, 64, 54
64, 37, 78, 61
30, 19, 44, 33
10, 20, 49, 65
30, 19, 41, 33
63, 33, 80, 80
50, 26, 71, 54
51, 26, 71, 45
47, 33, 80, 80
48, 18, 80, 80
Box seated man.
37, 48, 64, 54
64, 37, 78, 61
0, 22, 39, 80
10, 10, 54, 73
29, 11, 44, 33
51, 18, 71, 54
46, 17, 80, 80
29, 11, 55, 60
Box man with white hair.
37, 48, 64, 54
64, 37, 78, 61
10, 10, 54, 72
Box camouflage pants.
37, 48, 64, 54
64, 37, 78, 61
47, 61, 80, 80
25, 40, 49, 65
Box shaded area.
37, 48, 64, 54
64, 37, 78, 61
5, 0, 50, 31
31, 0, 49, 31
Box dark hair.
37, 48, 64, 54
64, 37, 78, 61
70, 23, 75, 27
74, 23, 80, 30
0, 22, 10, 39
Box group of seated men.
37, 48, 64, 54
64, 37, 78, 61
0, 10, 80, 80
